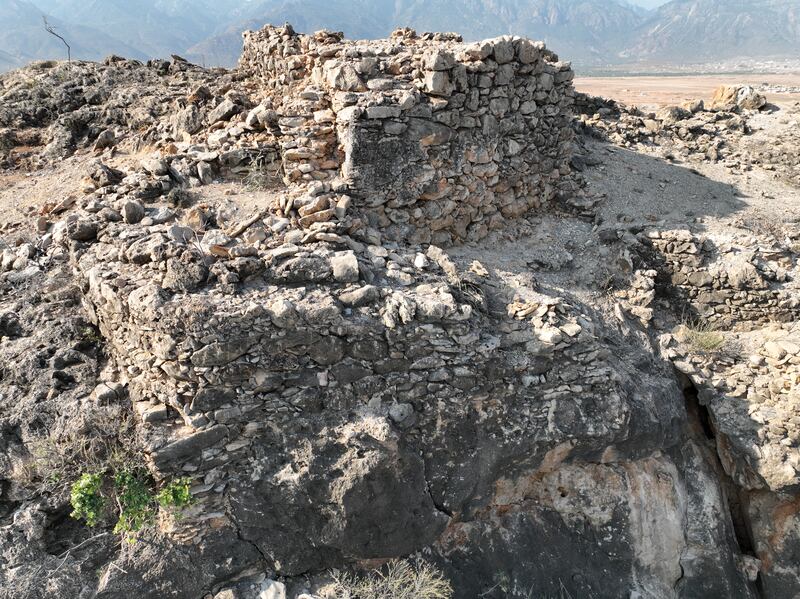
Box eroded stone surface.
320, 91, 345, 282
2, 20, 799, 599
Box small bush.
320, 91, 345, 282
113, 469, 156, 535
31, 60, 58, 70
19, 404, 138, 495
327, 559, 453, 599
680, 319, 724, 353
69, 473, 105, 527
69, 468, 193, 538
156, 478, 193, 509
78, 325, 103, 345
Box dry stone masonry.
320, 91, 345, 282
643, 229, 800, 326
4, 23, 800, 599
238, 25, 576, 245
41, 26, 751, 598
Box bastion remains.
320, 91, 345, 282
54, 24, 737, 599
237, 25, 576, 245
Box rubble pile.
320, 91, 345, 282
0, 56, 228, 167
574, 90, 800, 188
575, 92, 750, 162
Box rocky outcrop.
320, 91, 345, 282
710, 85, 767, 111
3, 22, 800, 599
69, 207, 760, 597
601, 220, 800, 595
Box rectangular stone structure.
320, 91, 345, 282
239, 25, 576, 246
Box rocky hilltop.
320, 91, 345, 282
1, 24, 800, 599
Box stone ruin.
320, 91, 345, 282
237, 25, 576, 245
65, 27, 601, 594
49, 25, 766, 599
7, 21, 797, 599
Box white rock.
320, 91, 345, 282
259, 580, 286, 599
538, 326, 563, 345
331, 251, 359, 282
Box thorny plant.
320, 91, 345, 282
241, 163, 283, 192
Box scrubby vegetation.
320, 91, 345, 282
327, 559, 453, 599
21, 405, 137, 494
19, 401, 192, 539
680, 318, 725, 353
70, 468, 192, 538
69, 472, 105, 527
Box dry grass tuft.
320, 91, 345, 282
15, 405, 141, 495
679, 318, 725, 354
325, 559, 453, 599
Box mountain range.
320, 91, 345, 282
1, 0, 799, 72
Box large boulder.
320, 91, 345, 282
710, 85, 767, 111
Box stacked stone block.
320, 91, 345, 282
239, 25, 576, 246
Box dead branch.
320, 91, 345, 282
42, 16, 71, 65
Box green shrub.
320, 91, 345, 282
69, 473, 105, 527
70, 469, 192, 538
113, 469, 156, 535
156, 478, 193, 509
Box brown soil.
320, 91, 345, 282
575, 74, 800, 108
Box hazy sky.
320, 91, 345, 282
629, 0, 669, 7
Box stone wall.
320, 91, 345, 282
642, 229, 800, 325
77, 232, 682, 574
68, 216, 759, 597
238, 25, 576, 245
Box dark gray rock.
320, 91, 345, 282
208, 99, 241, 124
191, 387, 237, 412
162, 257, 208, 292
152, 425, 228, 467
67, 219, 98, 241
94, 529, 262, 599
271, 255, 331, 283
123, 200, 145, 224
191, 338, 258, 367
308, 335, 346, 366
229, 423, 448, 575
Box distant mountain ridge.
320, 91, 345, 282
0, 0, 145, 71
186, 0, 649, 66
624, 0, 800, 63
2, 0, 799, 72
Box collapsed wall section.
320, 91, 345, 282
642, 229, 800, 326
75, 232, 689, 580
239, 25, 576, 245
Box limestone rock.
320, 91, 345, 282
331, 251, 359, 282
208, 99, 241, 124
711, 85, 767, 111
